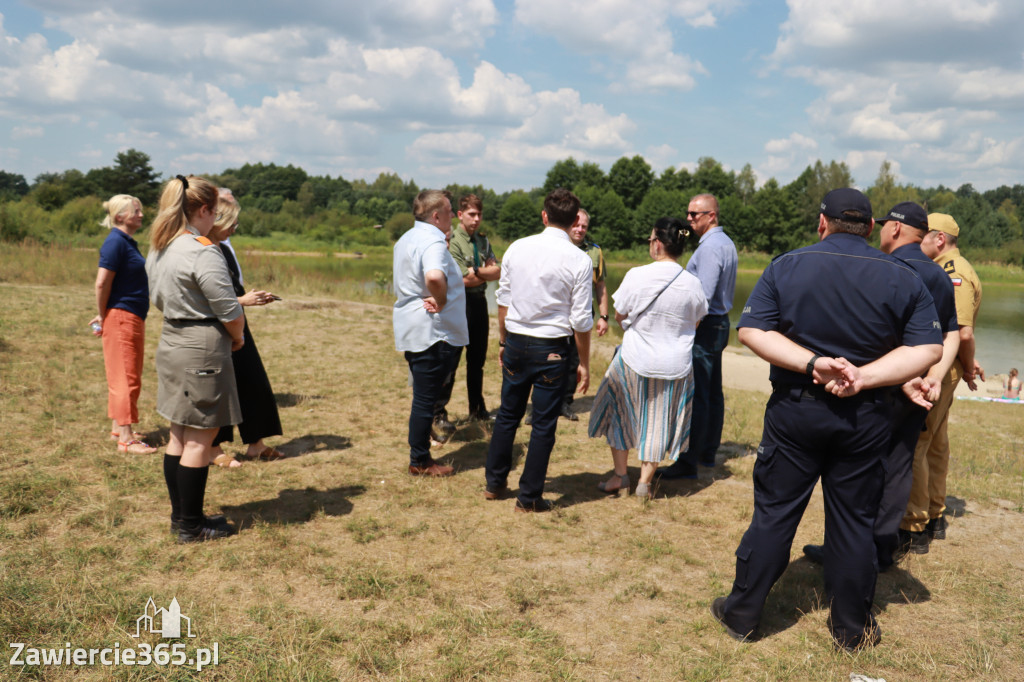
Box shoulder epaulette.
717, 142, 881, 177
194, 236, 214, 246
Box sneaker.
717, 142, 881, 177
926, 515, 947, 540
170, 513, 228, 534
177, 524, 234, 544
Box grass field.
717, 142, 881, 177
1, 243, 1023, 681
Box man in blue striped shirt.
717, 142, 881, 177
659, 193, 738, 478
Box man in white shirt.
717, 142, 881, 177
484, 189, 593, 511
392, 190, 468, 477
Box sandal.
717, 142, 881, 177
252, 446, 285, 461
118, 439, 157, 455
213, 453, 242, 469
110, 430, 146, 441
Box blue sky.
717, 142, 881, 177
1, 1, 1022, 193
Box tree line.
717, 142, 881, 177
1, 150, 1022, 263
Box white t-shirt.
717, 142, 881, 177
613, 261, 708, 379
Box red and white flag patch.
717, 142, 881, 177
951, 278, 963, 286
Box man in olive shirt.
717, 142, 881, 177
433, 194, 500, 432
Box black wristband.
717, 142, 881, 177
806, 354, 821, 376
499, 340, 506, 347
599, 315, 609, 321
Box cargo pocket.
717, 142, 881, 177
733, 544, 753, 590
183, 367, 222, 410
751, 442, 777, 492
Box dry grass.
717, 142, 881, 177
1, 249, 1023, 681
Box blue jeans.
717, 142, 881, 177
486, 333, 569, 503
405, 341, 460, 467
682, 313, 730, 466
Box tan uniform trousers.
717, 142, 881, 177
901, 361, 963, 533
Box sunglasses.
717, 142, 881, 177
687, 210, 711, 218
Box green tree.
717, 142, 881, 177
497, 192, 539, 240
0, 171, 30, 202
692, 157, 736, 199
580, 187, 632, 250
608, 155, 653, 210
748, 179, 803, 253
576, 161, 607, 191
633, 187, 688, 238
543, 158, 581, 193
652, 166, 693, 193
104, 149, 161, 205
735, 164, 757, 204
785, 160, 855, 229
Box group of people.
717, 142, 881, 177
392, 186, 984, 652
91, 177, 284, 543
391, 188, 738, 510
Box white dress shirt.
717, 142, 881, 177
614, 261, 708, 379
497, 227, 594, 338
392, 221, 468, 352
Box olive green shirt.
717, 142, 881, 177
449, 224, 496, 295
581, 240, 606, 284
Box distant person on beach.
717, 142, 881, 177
1003, 368, 1020, 399
90, 194, 158, 455
207, 190, 285, 468
432, 193, 500, 435
710, 189, 941, 651
588, 217, 707, 499
899, 213, 983, 547
147, 175, 243, 543
484, 188, 592, 512
657, 193, 737, 479
392, 189, 467, 477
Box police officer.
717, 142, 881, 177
802, 202, 959, 570
710, 189, 943, 650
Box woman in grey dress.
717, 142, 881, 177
146, 175, 245, 543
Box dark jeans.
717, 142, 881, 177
486, 333, 569, 503
681, 313, 730, 466
435, 294, 489, 416
405, 341, 460, 466
562, 335, 579, 406
721, 385, 890, 649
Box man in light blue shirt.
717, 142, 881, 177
393, 189, 468, 476
659, 193, 738, 478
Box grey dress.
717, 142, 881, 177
146, 227, 243, 428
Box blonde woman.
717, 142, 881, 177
90, 195, 157, 455
146, 175, 244, 543
1003, 368, 1020, 400
207, 191, 284, 467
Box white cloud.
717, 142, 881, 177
764, 132, 817, 154
12, 125, 43, 139
513, 0, 732, 91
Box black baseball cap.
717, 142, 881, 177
820, 188, 872, 224
876, 201, 928, 230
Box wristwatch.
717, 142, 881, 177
599, 315, 609, 321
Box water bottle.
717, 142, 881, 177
90, 322, 103, 334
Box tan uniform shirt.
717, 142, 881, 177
934, 246, 982, 382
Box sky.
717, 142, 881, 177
1, 0, 1022, 193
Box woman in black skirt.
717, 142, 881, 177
207, 189, 284, 468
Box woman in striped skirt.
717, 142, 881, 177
588, 217, 708, 498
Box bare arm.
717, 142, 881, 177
497, 305, 507, 367
222, 314, 245, 351
422, 268, 448, 313
922, 330, 961, 400
90, 268, 116, 335
573, 329, 591, 394
594, 280, 609, 336
957, 325, 984, 390
462, 263, 501, 288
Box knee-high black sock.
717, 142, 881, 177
177, 464, 209, 534
163, 454, 181, 521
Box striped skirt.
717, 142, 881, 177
587, 351, 695, 463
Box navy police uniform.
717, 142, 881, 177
721, 231, 941, 649
874, 241, 957, 568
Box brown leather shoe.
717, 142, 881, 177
483, 484, 507, 500
408, 460, 454, 477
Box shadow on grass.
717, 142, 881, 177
435, 441, 524, 475
752, 556, 931, 640
221, 485, 366, 528
276, 433, 352, 457
274, 392, 324, 408
944, 495, 969, 518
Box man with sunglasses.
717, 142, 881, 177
658, 193, 737, 478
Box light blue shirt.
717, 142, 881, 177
685, 225, 737, 316
392, 221, 468, 352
